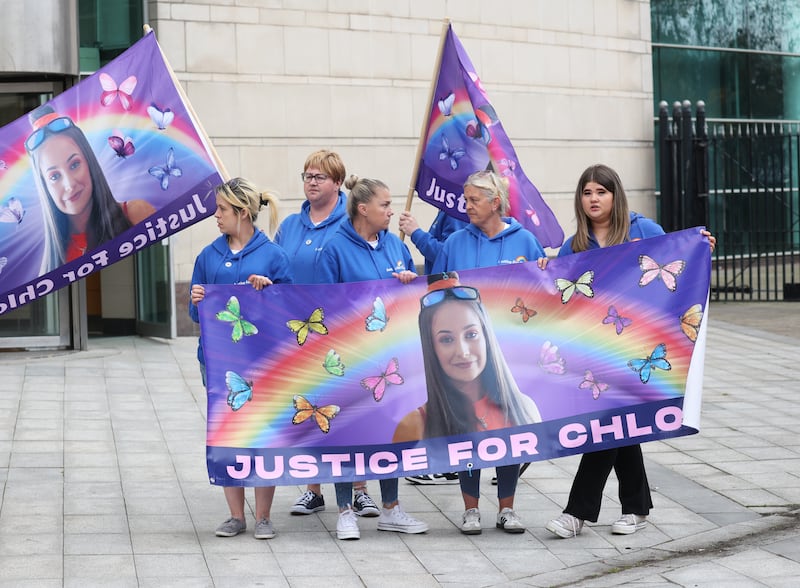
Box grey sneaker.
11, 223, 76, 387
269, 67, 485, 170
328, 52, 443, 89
496, 507, 525, 533
461, 508, 481, 535
611, 514, 647, 535
254, 518, 276, 539
352, 491, 380, 517
290, 490, 325, 515
215, 517, 246, 537
545, 512, 584, 538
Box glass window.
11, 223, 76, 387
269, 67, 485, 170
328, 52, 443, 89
79, 0, 144, 69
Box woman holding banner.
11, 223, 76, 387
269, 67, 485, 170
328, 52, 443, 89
393, 272, 541, 534
544, 163, 715, 539
189, 177, 292, 540
426, 170, 546, 534
276, 149, 381, 519
26, 104, 155, 273
316, 174, 428, 541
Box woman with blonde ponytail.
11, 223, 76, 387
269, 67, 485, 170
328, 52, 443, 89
189, 177, 293, 540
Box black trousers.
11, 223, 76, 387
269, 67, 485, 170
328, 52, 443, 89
564, 445, 653, 522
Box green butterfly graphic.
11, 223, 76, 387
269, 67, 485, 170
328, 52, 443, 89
216, 295, 258, 342
323, 349, 345, 377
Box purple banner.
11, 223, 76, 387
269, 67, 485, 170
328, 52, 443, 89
0, 31, 224, 314
414, 23, 564, 248
199, 229, 711, 486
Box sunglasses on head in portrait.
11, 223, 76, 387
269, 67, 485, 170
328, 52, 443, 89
420, 286, 481, 309
25, 117, 75, 151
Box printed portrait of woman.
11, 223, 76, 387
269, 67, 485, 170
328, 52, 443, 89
26, 104, 155, 274
393, 272, 541, 443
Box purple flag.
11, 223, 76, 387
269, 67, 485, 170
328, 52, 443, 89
414, 23, 563, 248
0, 31, 224, 315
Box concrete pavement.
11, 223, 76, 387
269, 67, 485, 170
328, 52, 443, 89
0, 301, 798, 586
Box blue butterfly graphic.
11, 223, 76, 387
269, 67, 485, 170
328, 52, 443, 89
148, 147, 182, 190
225, 371, 253, 411
365, 296, 388, 332
439, 136, 466, 170
627, 343, 671, 384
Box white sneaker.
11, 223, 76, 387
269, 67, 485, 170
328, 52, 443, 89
496, 507, 525, 534
545, 512, 584, 538
461, 508, 481, 535
377, 505, 428, 534
611, 514, 647, 535
336, 507, 360, 540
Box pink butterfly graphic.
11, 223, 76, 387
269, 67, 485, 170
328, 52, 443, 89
526, 208, 541, 226
638, 255, 686, 292
538, 341, 566, 375
360, 357, 404, 402
108, 135, 135, 158
0, 197, 24, 225
99, 73, 137, 110
497, 158, 516, 176
602, 305, 633, 335
579, 370, 609, 400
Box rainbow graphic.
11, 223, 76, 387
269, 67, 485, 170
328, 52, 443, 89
201, 229, 711, 486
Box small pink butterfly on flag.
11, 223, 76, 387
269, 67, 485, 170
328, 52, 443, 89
638, 255, 686, 292
360, 357, 404, 402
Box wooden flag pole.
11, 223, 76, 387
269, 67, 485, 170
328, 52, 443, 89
143, 24, 230, 181
400, 18, 451, 241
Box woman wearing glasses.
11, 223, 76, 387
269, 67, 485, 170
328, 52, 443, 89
189, 177, 292, 540
316, 175, 428, 540
276, 151, 381, 519
26, 104, 155, 273
426, 170, 547, 534
394, 272, 541, 535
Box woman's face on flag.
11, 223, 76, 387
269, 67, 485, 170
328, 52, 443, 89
37, 133, 93, 218
431, 301, 487, 386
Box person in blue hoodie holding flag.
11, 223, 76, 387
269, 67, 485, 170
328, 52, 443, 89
399, 209, 468, 275
431, 170, 545, 274
189, 177, 292, 541
429, 169, 546, 535
316, 175, 428, 541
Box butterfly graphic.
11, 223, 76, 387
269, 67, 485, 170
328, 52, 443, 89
147, 103, 175, 130
292, 394, 340, 434
465, 119, 490, 145
602, 305, 633, 335
0, 197, 24, 225
497, 158, 516, 176
555, 270, 595, 304
628, 343, 671, 384
511, 298, 537, 323
322, 349, 345, 377
148, 147, 182, 190
286, 307, 328, 346
579, 370, 609, 400
437, 92, 455, 116
108, 135, 135, 158
439, 136, 466, 170
538, 341, 566, 375
216, 296, 258, 342
680, 304, 704, 342
365, 296, 389, 332
360, 357, 404, 402
99, 73, 137, 110
225, 371, 253, 411
0, 160, 7, 170
638, 255, 686, 292
0, 257, 7, 275
526, 208, 541, 226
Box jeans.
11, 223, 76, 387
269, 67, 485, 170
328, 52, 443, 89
459, 464, 519, 500
335, 478, 398, 509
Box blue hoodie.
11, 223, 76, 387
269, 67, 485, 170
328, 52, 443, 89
189, 230, 293, 364
316, 219, 415, 284
410, 210, 469, 274
431, 217, 545, 273
275, 190, 347, 283
558, 212, 665, 257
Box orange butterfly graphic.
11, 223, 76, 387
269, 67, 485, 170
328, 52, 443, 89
291, 395, 339, 434
511, 298, 537, 323
680, 304, 704, 342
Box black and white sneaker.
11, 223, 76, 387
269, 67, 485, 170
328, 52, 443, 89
405, 473, 460, 485
352, 491, 380, 517
290, 490, 325, 515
